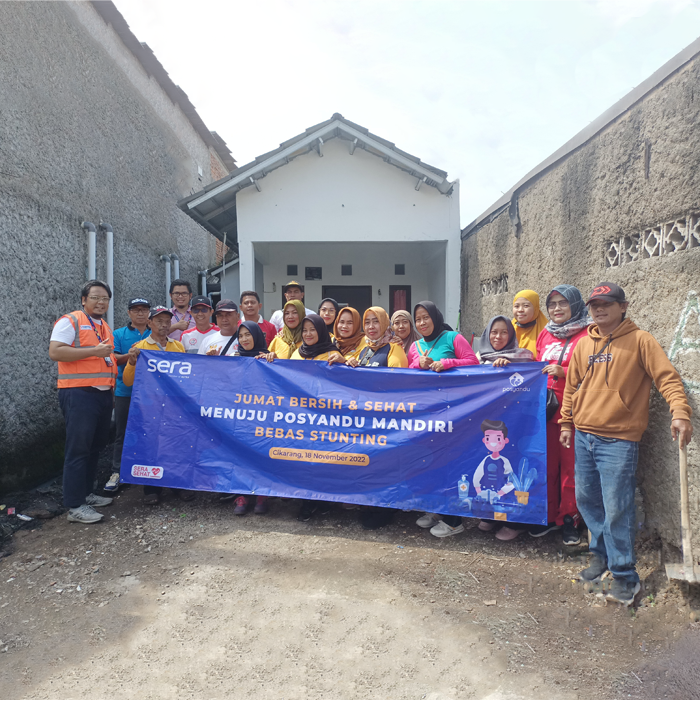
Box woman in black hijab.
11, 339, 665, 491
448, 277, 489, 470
318, 298, 340, 337
236, 320, 270, 358
292, 314, 339, 360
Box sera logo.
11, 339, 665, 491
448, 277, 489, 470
509, 372, 524, 387
131, 465, 163, 479
146, 358, 192, 376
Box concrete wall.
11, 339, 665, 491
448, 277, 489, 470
460, 54, 700, 552
236, 137, 461, 324
0, 2, 225, 492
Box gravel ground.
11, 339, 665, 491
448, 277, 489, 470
1, 482, 699, 699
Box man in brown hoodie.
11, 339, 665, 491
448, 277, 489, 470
560, 282, 693, 606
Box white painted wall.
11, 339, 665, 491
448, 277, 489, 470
236, 136, 461, 323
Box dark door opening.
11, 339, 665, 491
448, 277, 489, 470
322, 285, 373, 317
389, 285, 411, 317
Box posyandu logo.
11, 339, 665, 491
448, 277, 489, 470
146, 358, 192, 376
509, 372, 524, 387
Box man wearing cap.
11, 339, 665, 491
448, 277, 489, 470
123, 306, 194, 505
103, 297, 151, 492
199, 300, 240, 356
560, 282, 693, 606
269, 281, 315, 333
181, 295, 219, 354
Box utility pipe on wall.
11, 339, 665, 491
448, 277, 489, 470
100, 223, 114, 329
170, 253, 180, 280
199, 270, 208, 297
160, 254, 172, 306
82, 221, 97, 280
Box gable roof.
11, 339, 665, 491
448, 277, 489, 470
461, 33, 700, 240
91, 1, 235, 171
177, 113, 456, 242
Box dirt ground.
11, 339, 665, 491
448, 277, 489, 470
1, 484, 700, 700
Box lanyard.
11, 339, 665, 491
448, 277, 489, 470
86, 316, 113, 366
419, 331, 446, 357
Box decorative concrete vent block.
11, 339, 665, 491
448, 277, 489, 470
605, 213, 700, 267
481, 274, 509, 297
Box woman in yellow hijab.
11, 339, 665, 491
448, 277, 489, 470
265, 299, 306, 360
512, 290, 548, 355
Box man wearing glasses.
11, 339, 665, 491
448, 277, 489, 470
49, 280, 118, 524
103, 297, 151, 493
168, 279, 195, 341
181, 295, 219, 353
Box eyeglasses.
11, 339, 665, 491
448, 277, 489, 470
191, 306, 211, 313
130, 307, 150, 313
171, 292, 190, 297
547, 301, 570, 310
88, 296, 110, 303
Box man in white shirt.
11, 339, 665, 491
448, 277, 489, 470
181, 295, 219, 353
269, 280, 315, 333
199, 300, 240, 356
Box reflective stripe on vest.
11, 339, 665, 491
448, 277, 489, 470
55, 310, 117, 389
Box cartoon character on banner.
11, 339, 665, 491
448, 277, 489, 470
457, 419, 537, 521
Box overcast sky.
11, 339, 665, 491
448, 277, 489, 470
115, 0, 700, 226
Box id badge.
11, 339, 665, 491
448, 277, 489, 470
104, 357, 114, 367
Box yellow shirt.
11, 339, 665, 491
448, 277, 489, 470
359, 343, 408, 368
340, 336, 367, 360
290, 349, 335, 361
123, 336, 185, 386
268, 335, 302, 360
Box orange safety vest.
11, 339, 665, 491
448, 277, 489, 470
55, 310, 118, 389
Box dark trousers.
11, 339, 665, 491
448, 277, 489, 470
59, 387, 113, 508
112, 395, 131, 471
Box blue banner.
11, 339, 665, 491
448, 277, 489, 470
121, 351, 548, 525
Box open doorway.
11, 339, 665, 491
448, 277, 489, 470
322, 285, 373, 316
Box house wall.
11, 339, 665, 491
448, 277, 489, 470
235, 137, 461, 322
460, 54, 700, 554
0, 1, 225, 492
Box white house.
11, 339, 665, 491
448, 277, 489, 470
179, 114, 461, 324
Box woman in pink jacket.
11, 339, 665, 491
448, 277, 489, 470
533, 285, 591, 546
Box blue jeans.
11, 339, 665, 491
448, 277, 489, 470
575, 430, 639, 583
59, 388, 113, 508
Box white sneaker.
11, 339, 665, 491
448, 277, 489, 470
67, 504, 103, 524
104, 472, 121, 492
85, 493, 113, 507
416, 512, 440, 528
430, 520, 465, 538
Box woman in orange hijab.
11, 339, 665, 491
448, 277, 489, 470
512, 289, 548, 355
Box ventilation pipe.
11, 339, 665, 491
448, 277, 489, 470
199, 270, 208, 297
99, 223, 114, 329
82, 221, 97, 280
160, 254, 172, 306
170, 253, 180, 280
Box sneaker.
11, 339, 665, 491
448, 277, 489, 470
233, 496, 249, 515
562, 515, 581, 546
254, 496, 269, 515
104, 472, 120, 492
606, 579, 641, 606
429, 520, 465, 538
297, 503, 318, 522
495, 526, 524, 541
577, 555, 608, 582
85, 493, 113, 507
67, 504, 103, 523
416, 512, 440, 529
528, 522, 560, 538
478, 520, 495, 532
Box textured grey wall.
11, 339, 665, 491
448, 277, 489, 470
0, 2, 220, 492
461, 56, 700, 553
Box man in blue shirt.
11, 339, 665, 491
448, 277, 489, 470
104, 298, 151, 491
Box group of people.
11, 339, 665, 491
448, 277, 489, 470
49, 276, 693, 606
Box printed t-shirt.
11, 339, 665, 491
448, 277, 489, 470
198, 331, 239, 356
181, 324, 220, 354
